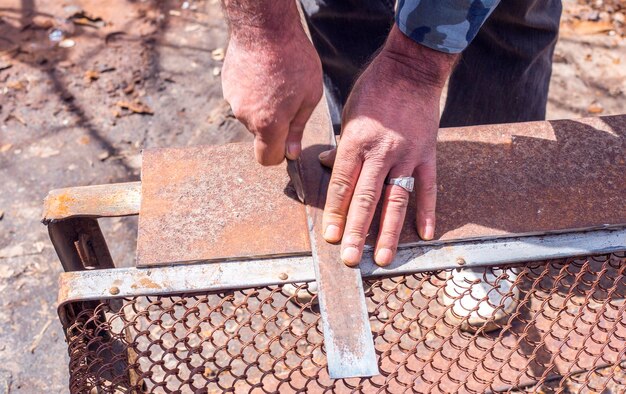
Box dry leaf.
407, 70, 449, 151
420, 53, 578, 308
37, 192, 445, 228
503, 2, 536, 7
572, 20, 613, 35
98, 151, 110, 161
5, 113, 26, 125
7, 80, 26, 91
31, 15, 54, 29
123, 82, 135, 95
587, 103, 604, 114
32, 146, 60, 158
116, 100, 154, 115
59, 39, 76, 48
211, 47, 225, 61
185, 24, 201, 32
77, 136, 90, 145
84, 70, 100, 81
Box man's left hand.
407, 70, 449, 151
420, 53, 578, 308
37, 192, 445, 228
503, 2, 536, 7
320, 25, 458, 267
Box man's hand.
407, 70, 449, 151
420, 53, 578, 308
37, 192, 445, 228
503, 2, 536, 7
221, 0, 323, 165
321, 26, 458, 267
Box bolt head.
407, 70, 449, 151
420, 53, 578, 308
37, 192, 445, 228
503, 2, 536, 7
109, 286, 120, 295
456, 257, 466, 266
279, 273, 289, 281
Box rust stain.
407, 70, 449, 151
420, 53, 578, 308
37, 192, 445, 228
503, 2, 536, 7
131, 277, 162, 289
45, 190, 77, 219
57, 275, 72, 304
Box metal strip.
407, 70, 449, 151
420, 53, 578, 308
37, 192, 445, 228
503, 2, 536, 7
42, 182, 141, 223
297, 100, 378, 378
58, 227, 626, 306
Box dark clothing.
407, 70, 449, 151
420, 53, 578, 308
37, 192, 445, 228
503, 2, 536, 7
301, 0, 562, 128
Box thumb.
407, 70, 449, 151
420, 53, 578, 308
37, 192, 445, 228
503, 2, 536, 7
318, 148, 337, 168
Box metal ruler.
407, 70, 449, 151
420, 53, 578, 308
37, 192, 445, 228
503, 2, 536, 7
289, 101, 379, 379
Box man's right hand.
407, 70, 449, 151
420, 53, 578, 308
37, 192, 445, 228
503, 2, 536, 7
221, 0, 323, 165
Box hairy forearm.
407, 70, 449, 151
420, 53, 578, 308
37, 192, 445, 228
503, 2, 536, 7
380, 25, 459, 90
221, 0, 302, 46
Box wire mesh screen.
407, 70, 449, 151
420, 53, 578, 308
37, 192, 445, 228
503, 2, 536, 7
60, 253, 626, 393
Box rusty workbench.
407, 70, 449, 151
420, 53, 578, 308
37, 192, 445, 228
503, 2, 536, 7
43, 110, 626, 392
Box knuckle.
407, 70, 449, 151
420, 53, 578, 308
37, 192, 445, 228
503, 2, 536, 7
259, 152, 284, 167
387, 190, 410, 208
328, 175, 354, 202
344, 232, 365, 247
381, 226, 402, 242
420, 181, 437, 195
353, 189, 378, 210
417, 207, 436, 218
253, 113, 280, 133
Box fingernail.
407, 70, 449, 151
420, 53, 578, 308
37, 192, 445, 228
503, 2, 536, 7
323, 225, 341, 242
286, 142, 301, 159
375, 248, 393, 266
421, 224, 435, 241
341, 246, 361, 266
318, 150, 330, 160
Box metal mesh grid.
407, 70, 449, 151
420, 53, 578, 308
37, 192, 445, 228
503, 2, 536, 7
60, 253, 626, 393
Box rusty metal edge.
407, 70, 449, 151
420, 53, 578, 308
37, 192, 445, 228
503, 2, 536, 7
42, 182, 141, 223
57, 227, 626, 309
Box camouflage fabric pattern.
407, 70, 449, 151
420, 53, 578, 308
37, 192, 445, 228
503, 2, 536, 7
396, 0, 500, 53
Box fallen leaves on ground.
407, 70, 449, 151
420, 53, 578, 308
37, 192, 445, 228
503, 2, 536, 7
116, 100, 154, 115
571, 20, 614, 34
7, 80, 26, 91
31, 15, 55, 29
211, 47, 225, 61
84, 70, 100, 82
5, 113, 26, 125
69, 11, 105, 28
58, 39, 76, 48
30, 145, 60, 158
587, 102, 604, 114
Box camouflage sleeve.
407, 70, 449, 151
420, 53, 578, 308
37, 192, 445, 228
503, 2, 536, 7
395, 0, 500, 53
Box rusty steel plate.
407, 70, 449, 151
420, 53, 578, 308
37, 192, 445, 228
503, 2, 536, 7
137, 115, 625, 267
136, 143, 310, 266
376, 115, 626, 244
436, 115, 626, 238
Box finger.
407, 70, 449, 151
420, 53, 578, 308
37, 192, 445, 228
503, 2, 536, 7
414, 161, 437, 240
374, 166, 413, 266
322, 147, 362, 244
341, 163, 389, 266
318, 148, 337, 168
286, 103, 316, 160
253, 117, 289, 166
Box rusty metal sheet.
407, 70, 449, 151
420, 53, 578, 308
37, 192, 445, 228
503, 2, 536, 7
137, 115, 625, 266
378, 115, 626, 245
136, 143, 310, 266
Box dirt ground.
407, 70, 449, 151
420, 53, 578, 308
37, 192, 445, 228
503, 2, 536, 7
0, 0, 624, 392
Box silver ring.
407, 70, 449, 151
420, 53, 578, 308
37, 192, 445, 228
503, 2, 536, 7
385, 176, 414, 192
